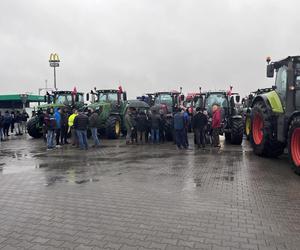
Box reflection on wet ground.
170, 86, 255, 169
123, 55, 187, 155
0, 135, 300, 249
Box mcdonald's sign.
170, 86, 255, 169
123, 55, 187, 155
49, 53, 60, 67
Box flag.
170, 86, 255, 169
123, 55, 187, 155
118, 85, 123, 93
72, 87, 77, 96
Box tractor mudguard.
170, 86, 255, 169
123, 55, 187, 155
252, 91, 283, 114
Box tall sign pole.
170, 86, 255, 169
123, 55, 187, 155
49, 53, 60, 90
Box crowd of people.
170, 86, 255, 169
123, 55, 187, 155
0, 110, 29, 143
0, 104, 222, 150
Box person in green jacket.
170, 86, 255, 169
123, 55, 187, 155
125, 108, 135, 144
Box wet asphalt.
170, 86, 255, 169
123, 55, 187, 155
0, 135, 300, 250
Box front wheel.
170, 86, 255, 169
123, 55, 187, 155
106, 116, 121, 139
288, 116, 300, 174
230, 118, 243, 145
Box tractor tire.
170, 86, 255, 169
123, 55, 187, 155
105, 116, 121, 139
230, 119, 244, 145
225, 132, 231, 141
250, 101, 284, 157
245, 115, 251, 140
288, 116, 300, 174
164, 118, 174, 141
27, 117, 43, 139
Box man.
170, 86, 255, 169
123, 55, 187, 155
60, 108, 69, 144
3, 111, 11, 137
54, 108, 61, 146
212, 104, 221, 147
74, 111, 89, 150
193, 107, 208, 148
183, 108, 189, 147
136, 110, 148, 144
21, 109, 29, 134
10, 111, 15, 134
44, 108, 56, 150
174, 108, 187, 149
150, 109, 161, 144
125, 108, 134, 144
89, 108, 101, 147
68, 109, 78, 146
0, 111, 4, 142
14, 111, 22, 135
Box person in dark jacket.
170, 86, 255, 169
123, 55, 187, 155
44, 108, 56, 149
136, 110, 148, 144
54, 108, 61, 146
74, 111, 89, 150
89, 108, 101, 147
212, 104, 221, 147
3, 111, 11, 137
150, 109, 161, 144
125, 108, 134, 144
174, 108, 187, 149
21, 110, 29, 134
60, 108, 69, 144
10, 111, 15, 134
193, 107, 208, 148
0, 111, 4, 141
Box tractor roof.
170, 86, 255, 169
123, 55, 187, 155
154, 90, 180, 95
273, 56, 300, 68
53, 91, 84, 95
95, 89, 120, 93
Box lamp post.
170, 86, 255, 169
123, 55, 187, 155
49, 53, 60, 90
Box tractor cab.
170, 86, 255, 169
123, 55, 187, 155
88, 89, 127, 105
153, 90, 184, 114
51, 91, 84, 106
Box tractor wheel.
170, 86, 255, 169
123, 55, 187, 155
230, 119, 244, 145
245, 115, 251, 140
225, 132, 231, 141
27, 117, 43, 139
164, 118, 174, 141
105, 116, 121, 139
250, 101, 284, 157
288, 116, 300, 174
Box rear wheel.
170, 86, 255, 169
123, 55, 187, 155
288, 116, 300, 174
250, 101, 284, 157
230, 118, 243, 145
27, 116, 43, 139
106, 116, 121, 139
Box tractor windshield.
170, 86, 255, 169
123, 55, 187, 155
56, 94, 73, 105
205, 94, 228, 115
98, 93, 118, 102
155, 94, 173, 106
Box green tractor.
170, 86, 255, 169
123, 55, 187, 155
87, 88, 127, 139
27, 90, 85, 138
197, 88, 244, 145
250, 56, 300, 173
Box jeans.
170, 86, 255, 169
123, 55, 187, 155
47, 129, 55, 148
151, 128, 159, 143
137, 131, 146, 144
56, 129, 61, 145
194, 127, 206, 147
175, 129, 186, 148
14, 123, 21, 135
0, 128, 3, 141
91, 127, 100, 146
76, 129, 88, 149
60, 125, 68, 144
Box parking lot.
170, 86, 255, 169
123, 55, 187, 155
0, 135, 300, 250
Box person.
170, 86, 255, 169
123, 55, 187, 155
174, 108, 187, 149
212, 104, 221, 147
14, 111, 22, 135
131, 108, 138, 143
74, 111, 89, 150
10, 111, 15, 134
44, 108, 56, 150
68, 109, 78, 146
183, 108, 189, 147
150, 109, 161, 144
159, 109, 166, 143
136, 110, 148, 144
21, 110, 29, 134
54, 108, 61, 146
3, 111, 11, 138
125, 108, 134, 144
37, 109, 46, 142
0, 111, 4, 142
60, 108, 69, 144
89, 108, 101, 147
193, 107, 208, 148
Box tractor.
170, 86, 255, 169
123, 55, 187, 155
86, 87, 127, 139
241, 92, 256, 140
194, 87, 244, 145
250, 56, 300, 173
27, 90, 85, 138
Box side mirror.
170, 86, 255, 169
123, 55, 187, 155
123, 92, 127, 101
230, 96, 235, 107
86, 93, 89, 101
180, 94, 185, 101
47, 95, 51, 104
193, 96, 199, 102
267, 64, 274, 78
44, 95, 47, 103
235, 95, 240, 103
75, 95, 79, 102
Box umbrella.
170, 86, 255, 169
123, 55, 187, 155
126, 100, 150, 109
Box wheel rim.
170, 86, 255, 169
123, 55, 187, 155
245, 116, 251, 136
252, 113, 263, 145
115, 121, 120, 135
291, 128, 300, 167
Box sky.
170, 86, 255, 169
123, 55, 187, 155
0, 0, 299, 99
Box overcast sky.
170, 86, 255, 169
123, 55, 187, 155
0, 0, 299, 98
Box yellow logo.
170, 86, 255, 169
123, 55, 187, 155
49, 53, 60, 62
